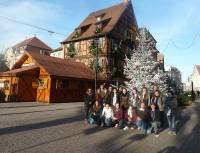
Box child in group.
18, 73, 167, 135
88, 100, 102, 125
148, 104, 161, 137
123, 105, 138, 130
136, 102, 150, 134
101, 103, 113, 127
112, 103, 123, 128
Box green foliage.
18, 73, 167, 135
88, 42, 97, 56
67, 44, 76, 58
177, 93, 192, 106
89, 60, 103, 73
95, 27, 102, 34
72, 31, 80, 39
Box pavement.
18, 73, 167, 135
0, 99, 200, 153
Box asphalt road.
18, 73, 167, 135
0, 100, 200, 153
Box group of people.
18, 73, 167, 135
84, 84, 178, 137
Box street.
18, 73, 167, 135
0, 100, 200, 153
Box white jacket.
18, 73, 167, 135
102, 107, 113, 119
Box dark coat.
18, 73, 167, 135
84, 93, 95, 106
120, 94, 129, 110
113, 108, 123, 120
150, 109, 161, 122
137, 108, 149, 121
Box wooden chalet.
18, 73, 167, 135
0, 52, 104, 103
60, 0, 138, 84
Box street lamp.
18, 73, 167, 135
94, 38, 99, 95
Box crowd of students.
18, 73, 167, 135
84, 84, 178, 137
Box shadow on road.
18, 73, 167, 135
158, 103, 200, 153
0, 108, 83, 136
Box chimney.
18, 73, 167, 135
123, 0, 129, 3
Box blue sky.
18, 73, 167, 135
0, 0, 199, 81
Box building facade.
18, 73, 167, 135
4, 37, 52, 69
55, 0, 139, 82
186, 65, 200, 91
165, 65, 183, 94
50, 47, 64, 58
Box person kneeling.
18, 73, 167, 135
123, 105, 137, 130
148, 104, 161, 137
136, 102, 150, 134
88, 101, 102, 125
112, 103, 123, 129
101, 103, 113, 127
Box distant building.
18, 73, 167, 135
165, 65, 183, 94
186, 65, 200, 91
4, 37, 52, 69
50, 47, 64, 58
138, 27, 164, 70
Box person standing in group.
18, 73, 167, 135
95, 88, 101, 104
102, 88, 109, 106
118, 86, 123, 98
148, 104, 161, 137
112, 88, 119, 106
99, 84, 105, 105
150, 85, 159, 99
101, 103, 113, 127
120, 88, 129, 113
164, 90, 178, 135
150, 90, 165, 129
84, 88, 95, 124
140, 87, 150, 108
131, 87, 139, 108
107, 86, 113, 105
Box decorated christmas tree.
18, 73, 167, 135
124, 30, 168, 93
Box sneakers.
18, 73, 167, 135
168, 131, 177, 135
154, 132, 159, 137
172, 132, 177, 135
123, 126, 129, 131
154, 134, 160, 138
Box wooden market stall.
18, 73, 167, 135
0, 51, 105, 103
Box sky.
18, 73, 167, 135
0, 0, 199, 82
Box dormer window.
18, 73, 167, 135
97, 16, 101, 22
72, 28, 81, 39
96, 13, 105, 22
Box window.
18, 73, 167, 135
38, 78, 48, 89
40, 50, 44, 55
56, 80, 69, 89
97, 16, 101, 22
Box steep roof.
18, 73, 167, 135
12, 52, 105, 80
196, 65, 200, 75
51, 47, 62, 53
13, 37, 52, 51
62, 2, 135, 43
1, 65, 39, 76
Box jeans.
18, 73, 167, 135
101, 117, 112, 127
148, 121, 161, 134
113, 119, 123, 128
136, 120, 149, 134
84, 104, 92, 119
160, 111, 166, 128
167, 115, 176, 132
